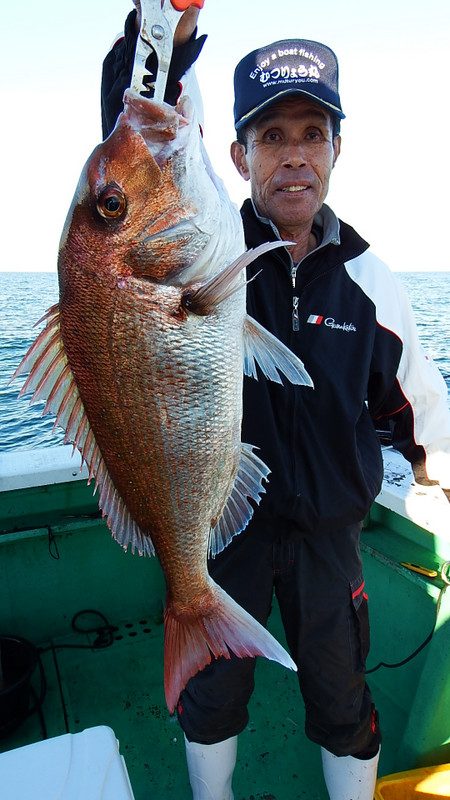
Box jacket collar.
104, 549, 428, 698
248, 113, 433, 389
241, 198, 369, 270
250, 200, 341, 252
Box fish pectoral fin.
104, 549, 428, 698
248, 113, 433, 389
209, 443, 270, 558
243, 315, 314, 387
181, 241, 288, 316
12, 304, 154, 558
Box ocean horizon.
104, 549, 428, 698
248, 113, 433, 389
1, 270, 449, 453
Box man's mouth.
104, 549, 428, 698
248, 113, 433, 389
279, 185, 308, 193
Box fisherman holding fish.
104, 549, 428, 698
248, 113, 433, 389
100, 5, 450, 800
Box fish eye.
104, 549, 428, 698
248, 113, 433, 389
96, 185, 127, 220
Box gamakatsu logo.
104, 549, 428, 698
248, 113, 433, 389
307, 314, 357, 332
325, 318, 357, 332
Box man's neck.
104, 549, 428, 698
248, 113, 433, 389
278, 226, 317, 262
249, 200, 341, 262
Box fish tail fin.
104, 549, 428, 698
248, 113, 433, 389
164, 583, 296, 713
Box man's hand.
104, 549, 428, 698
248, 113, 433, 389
132, 1, 200, 45
412, 460, 450, 502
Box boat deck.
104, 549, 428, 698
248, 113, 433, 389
0, 601, 405, 800
3, 616, 330, 800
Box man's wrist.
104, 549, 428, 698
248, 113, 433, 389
174, 8, 200, 46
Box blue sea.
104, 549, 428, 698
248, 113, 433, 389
1, 271, 449, 452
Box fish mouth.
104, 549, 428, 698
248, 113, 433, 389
122, 90, 194, 167
122, 89, 192, 130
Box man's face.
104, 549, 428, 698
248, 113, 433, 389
231, 97, 341, 235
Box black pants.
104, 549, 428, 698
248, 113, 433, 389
177, 516, 380, 757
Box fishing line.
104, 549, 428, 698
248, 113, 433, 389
39, 610, 116, 653
366, 572, 449, 674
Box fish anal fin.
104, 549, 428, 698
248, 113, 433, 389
243, 315, 314, 387
208, 443, 269, 558
164, 583, 296, 713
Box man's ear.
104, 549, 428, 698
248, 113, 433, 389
332, 135, 341, 167
230, 141, 250, 181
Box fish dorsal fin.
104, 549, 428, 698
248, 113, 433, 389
96, 470, 155, 557
12, 306, 154, 557
243, 315, 314, 387
208, 443, 270, 558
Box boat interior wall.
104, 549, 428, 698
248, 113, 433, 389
0, 445, 88, 492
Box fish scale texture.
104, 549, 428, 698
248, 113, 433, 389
60, 269, 245, 602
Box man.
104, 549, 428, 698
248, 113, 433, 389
102, 7, 450, 800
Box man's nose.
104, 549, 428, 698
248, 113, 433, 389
281, 142, 306, 168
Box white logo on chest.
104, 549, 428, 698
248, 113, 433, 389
324, 318, 357, 332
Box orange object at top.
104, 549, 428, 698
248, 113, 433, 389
171, 0, 204, 10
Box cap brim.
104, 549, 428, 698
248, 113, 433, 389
235, 88, 345, 131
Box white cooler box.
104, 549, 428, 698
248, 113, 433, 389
0, 726, 135, 799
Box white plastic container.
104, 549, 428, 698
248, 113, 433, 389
0, 726, 135, 799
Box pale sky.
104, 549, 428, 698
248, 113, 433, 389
1, 0, 449, 272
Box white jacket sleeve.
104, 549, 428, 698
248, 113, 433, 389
347, 251, 450, 489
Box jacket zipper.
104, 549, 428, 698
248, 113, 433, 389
292, 297, 300, 331
291, 264, 299, 332
290, 263, 300, 498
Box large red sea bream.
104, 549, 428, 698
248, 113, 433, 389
13, 90, 313, 711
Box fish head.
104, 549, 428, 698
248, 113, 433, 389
59, 92, 244, 288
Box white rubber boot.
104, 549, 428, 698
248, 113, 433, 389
321, 746, 380, 800
184, 734, 237, 800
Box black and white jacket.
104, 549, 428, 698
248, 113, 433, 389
240, 201, 450, 531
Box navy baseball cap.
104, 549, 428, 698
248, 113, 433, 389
233, 39, 345, 131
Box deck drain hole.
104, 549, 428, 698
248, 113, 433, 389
128, 632, 138, 637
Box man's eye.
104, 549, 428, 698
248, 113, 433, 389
264, 130, 282, 142
305, 129, 324, 141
